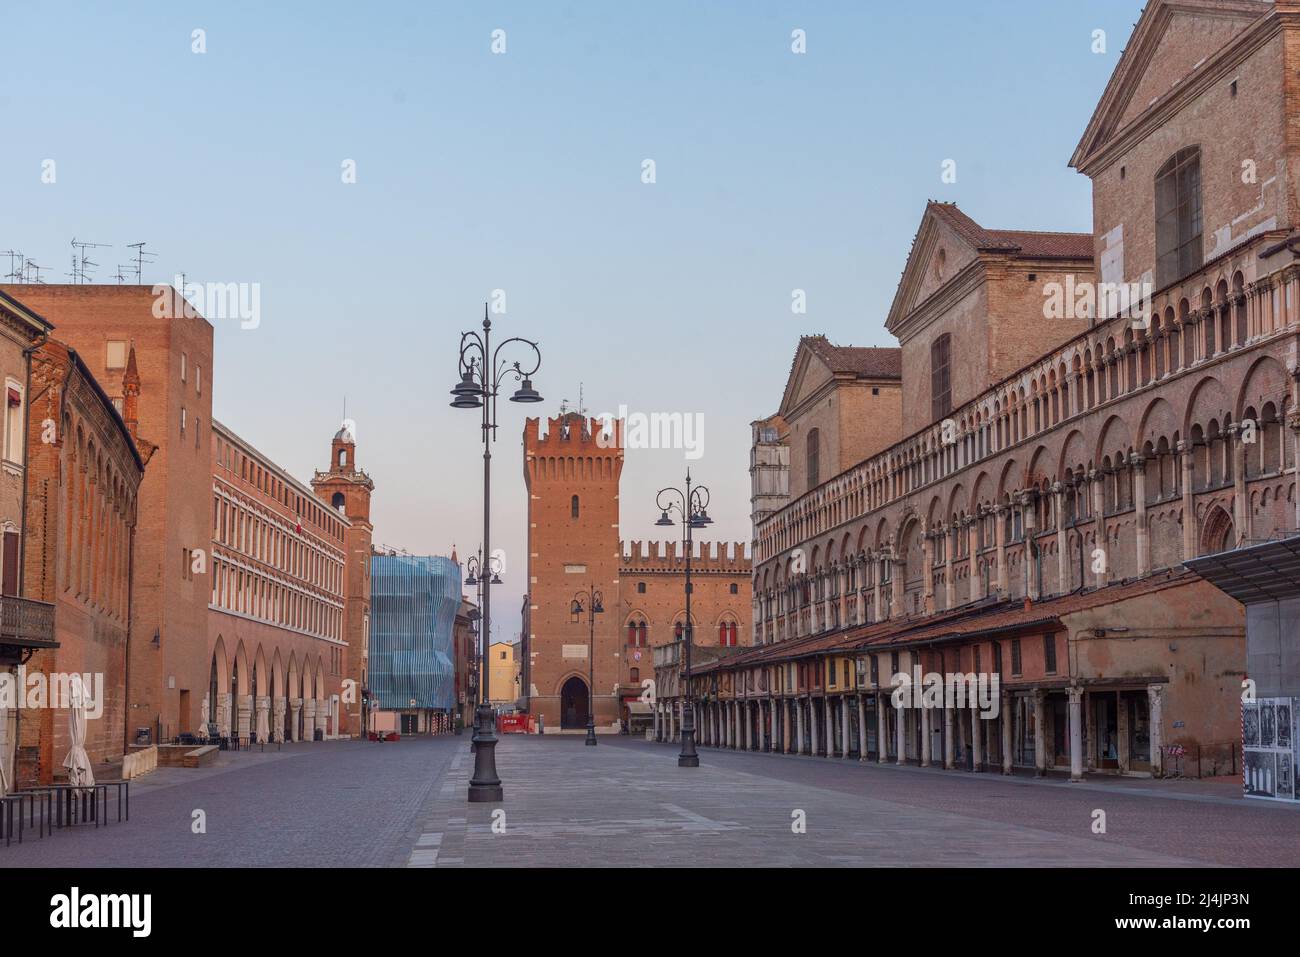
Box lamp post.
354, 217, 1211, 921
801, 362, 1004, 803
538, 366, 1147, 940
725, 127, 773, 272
654, 470, 713, 768
570, 588, 604, 746
464, 548, 499, 752
449, 304, 543, 803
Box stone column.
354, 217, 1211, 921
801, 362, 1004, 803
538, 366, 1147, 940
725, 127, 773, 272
920, 702, 931, 767
796, 699, 805, 754
769, 698, 778, 752
944, 525, 956, 609
876, 693, 888, 764
970, 704, 983, 772
824, 695, 834, 756
895, 701, 907, 766
943, 704, 955, 769
1132, 452, 1150, 575
873, 555, 884, 621
994, 504, 1008, 595
1068, 686, 1083, 782
890, 556, 904, 617
810, 697, 819, 756
1054, 483, 1069, 591
1178, 440, 1197, 560
1001, 690, 1012, 774
784, 698, 793, 753
841, 696, 851, 758
272, 697, 286, 743
1148, 684, 1165, 777
1033, 690, 1046, 777
1230, 424, 1248, 547
967, 520, 977, 600
857, 695, 868, 762
1090, 471, 1107, 587
235, 694, 253, 742
288, 697, 302, 742
922, 528, 935, 613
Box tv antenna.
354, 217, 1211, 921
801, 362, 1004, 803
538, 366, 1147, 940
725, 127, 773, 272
1, 250, 23, 283
70, 238, 111, 284
113, 264, 131, 284
125, 242, 156, 283
23, 259, 48, 283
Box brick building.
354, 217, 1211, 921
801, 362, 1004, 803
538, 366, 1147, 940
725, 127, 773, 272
0, 291, 57, 791
208, 421, 354, 743
521, 412, 751, 732
17, 338, 145, 783
661, 0, 1300, 783
0, 284, 213, 743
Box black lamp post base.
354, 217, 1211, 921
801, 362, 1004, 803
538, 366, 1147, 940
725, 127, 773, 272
585, 732, 598, 746
677, 753, 699, 767
467, 706, 503, 803
468, 782, 503, 803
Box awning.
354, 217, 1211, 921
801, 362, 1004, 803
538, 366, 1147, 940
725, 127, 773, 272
625, 701, 652, 715
1186, 535, 1300, 604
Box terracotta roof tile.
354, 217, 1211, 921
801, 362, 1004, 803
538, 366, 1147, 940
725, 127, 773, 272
927, 201, 1093, 261
800, 335, 902, 379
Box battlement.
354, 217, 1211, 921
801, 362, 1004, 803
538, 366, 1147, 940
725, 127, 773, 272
523, 414, 623, 453
619, 539, 752, 572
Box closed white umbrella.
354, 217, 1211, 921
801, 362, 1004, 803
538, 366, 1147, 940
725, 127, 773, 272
255, 699, 270, 743
63, 674, 94, 792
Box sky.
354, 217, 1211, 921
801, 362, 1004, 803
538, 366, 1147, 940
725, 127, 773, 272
1, 1, 1144, 643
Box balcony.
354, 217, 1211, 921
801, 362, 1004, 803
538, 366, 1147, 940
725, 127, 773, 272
0, 595, 57, 664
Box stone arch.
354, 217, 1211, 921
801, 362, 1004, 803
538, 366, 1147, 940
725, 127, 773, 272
1200, 504, 1235, 555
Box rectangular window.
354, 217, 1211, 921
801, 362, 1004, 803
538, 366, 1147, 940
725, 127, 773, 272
180, 352, 187, 382
1155, 148, 1203, 288
1011, 638, 1022, 676
4, 384, 23, 464
106, 340, 128, 370
1044, 633, 1057, 674
931, 334, 952, 421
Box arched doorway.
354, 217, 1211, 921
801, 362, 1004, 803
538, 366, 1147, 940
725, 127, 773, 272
560, 676, 589, 729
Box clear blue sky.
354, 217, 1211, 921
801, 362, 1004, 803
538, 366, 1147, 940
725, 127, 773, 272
1, 1, 1142, 641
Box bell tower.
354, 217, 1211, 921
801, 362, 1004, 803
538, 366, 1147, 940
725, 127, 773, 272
312, 420, 375, 736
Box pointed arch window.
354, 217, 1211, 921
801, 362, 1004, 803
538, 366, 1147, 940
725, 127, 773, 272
570, 494, 580, 519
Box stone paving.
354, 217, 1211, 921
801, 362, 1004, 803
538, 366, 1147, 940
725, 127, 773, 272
3, 732, 1294, 867
412, 735, 1298, 867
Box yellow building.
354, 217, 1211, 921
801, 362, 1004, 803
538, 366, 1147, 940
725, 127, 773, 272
481, 641, 521, 707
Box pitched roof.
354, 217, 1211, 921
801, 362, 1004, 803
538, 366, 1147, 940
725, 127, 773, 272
926, 202, 1094, 260
799, 335, 902, 379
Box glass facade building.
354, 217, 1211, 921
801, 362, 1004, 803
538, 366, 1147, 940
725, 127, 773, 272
369, 554, 460, 714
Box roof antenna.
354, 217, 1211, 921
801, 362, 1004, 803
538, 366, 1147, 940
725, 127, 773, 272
70, 238, 111, 284
126, 242, 156, 283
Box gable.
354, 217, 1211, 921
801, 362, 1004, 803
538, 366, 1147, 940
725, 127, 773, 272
885, 207, 984, 337
1071, 0, 1269, 170
778, 345, 836, 420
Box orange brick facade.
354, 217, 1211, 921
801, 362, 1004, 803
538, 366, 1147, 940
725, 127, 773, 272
522, 413, 751, 731
0, 285, 212, 745
16, 338, 144, 785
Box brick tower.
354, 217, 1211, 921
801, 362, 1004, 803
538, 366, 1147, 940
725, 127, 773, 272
523, 413, 624, 731
312, 422, 374, 736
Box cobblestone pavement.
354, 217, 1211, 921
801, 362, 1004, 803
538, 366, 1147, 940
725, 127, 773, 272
1, 736, 461, 867
412, 735, 1299, 867
5, 733, 1295, 867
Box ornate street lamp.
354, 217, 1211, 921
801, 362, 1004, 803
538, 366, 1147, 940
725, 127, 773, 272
653, 470, 712, 768
449, 305, 542, 803
571, 587, 604, 746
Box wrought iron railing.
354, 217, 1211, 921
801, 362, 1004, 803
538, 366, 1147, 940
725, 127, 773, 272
0, 596, 56, 643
